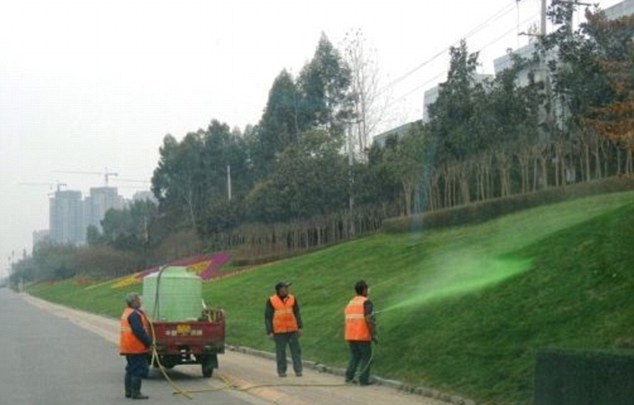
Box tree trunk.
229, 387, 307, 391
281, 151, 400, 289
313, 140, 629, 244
516, 148, 530, 195
593, 136, 602, 179
497, 149, 511, 197
458, 161, 471, 205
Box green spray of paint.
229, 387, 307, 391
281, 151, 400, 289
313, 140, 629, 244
376, 192, 634, 314
380, 253, 532, 313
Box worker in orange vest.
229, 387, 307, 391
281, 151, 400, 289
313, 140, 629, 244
344, 280, 377, 386
264, 281, 303, 377
119, 292, 153, 400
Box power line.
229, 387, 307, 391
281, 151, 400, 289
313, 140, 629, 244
377, 1, 518, 96
389, 11, 541, 107
112, 178, 151, 184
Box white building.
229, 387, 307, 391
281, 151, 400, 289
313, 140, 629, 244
422, 73, 493, 123
604, 0, 634, 19
373, 121, 418, 148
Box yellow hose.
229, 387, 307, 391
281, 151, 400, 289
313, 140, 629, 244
148, 317, 194, 400
171, 348, 375, 396
147, 264, 373, 399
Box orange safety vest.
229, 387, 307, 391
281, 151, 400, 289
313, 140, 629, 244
270, 294, 299, 333
119, 307, 151, 355
344, 295, 372, 342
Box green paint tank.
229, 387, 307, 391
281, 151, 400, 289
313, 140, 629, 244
142, 266, 202, 322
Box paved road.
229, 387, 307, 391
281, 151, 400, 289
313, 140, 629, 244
0, 288, 267, 405
4, 289, 450, 405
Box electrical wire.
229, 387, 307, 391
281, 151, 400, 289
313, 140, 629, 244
388, 11, 541, 107
376, 1, 519, 96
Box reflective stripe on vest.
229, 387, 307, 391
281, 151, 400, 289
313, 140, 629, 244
119, 307, 150, 355
344, 295, 371, 341
270, 294, 299, 333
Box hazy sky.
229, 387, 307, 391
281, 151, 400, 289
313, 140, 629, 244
0, 0, 622, 277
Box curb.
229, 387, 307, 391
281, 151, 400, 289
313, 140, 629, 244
226, 344, 477, 405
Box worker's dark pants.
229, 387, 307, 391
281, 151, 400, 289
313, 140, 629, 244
125, 354, 149, 378
274, 332, 302, 375
345, 341, 372, 384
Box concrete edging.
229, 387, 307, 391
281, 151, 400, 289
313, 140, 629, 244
225, 344, 477, 405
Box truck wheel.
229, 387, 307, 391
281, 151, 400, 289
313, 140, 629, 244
202, 365, 213, 378
160, 356, 176, 369
201, 354, 217, 378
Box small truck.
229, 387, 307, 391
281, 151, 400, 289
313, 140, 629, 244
150, 307, 225, 377
143, 265, 226, 377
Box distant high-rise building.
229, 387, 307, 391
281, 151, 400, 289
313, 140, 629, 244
50, 190, 84, 245
85, 187, 124, 232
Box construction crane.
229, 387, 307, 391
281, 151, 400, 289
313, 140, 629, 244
18, 181, 67, 192
53, 169, 119, 187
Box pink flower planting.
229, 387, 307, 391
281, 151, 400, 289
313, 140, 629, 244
198, 253, 231, 280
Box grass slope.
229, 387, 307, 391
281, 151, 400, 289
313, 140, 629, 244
28, 191, 634, 404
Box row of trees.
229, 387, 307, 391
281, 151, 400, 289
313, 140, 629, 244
375, 3, 634, 215
10, 5, 633, 284
136, 4, 634, 256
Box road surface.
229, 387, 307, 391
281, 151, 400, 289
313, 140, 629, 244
1, 288, 450, 405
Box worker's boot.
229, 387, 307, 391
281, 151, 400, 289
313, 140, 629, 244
130, 376, 149, 400
124, 373, 132, 398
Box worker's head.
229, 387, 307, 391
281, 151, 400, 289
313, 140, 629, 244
125, 292, 142, 309
275, 281, 292, 297
355, 280, 369, 297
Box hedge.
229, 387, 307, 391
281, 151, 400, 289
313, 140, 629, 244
382, 177, 634, 233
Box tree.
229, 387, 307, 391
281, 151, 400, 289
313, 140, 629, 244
426, 40, 485, 205
428, 40, 484, 161
100, 199, 158, 252
298, 33, 354, 138
245, 130, 348, 222
253, 70, 306, 177
152, 132, 204, 228
583, 12, 634, 155
380, 123, 428, 216
152, 120, 251, 235
343, 29, 387, 160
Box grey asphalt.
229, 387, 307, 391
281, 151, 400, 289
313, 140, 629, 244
0, 288, 269, 405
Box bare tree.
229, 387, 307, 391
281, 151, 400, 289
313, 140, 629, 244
343, 29, 389, 160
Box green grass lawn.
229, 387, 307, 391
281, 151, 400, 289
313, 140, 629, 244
28, 191, 634, 404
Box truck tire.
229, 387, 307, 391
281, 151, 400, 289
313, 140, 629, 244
201, 354, 217, 378
202, 364, 213, 378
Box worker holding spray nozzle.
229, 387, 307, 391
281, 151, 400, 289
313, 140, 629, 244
344, 280, 377, 386
119, 292, 153, 400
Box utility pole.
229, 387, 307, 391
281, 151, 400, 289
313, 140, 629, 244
347, 121, 356, 237
347, 122, 354, 211
226, 165, 232, 201
541, 0, 547, 36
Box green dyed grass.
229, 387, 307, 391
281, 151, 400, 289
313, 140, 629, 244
28, 191, 634, 404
